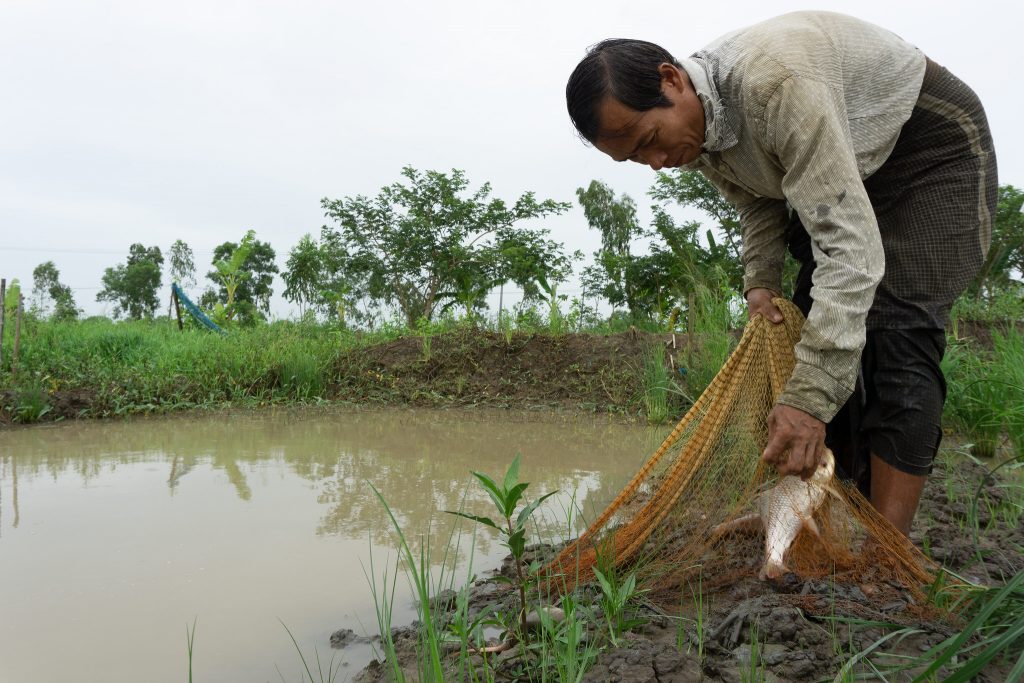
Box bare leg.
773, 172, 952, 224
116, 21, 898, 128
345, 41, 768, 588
869, 453, 927, 537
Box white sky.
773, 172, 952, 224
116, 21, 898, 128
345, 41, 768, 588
1, 0, 1020, 318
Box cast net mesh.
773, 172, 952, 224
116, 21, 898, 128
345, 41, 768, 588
545, 298, 937, 600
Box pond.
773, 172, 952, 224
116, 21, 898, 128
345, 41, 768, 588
0, 408, 660, 682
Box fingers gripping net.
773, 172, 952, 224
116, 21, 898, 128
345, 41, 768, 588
547, 299, 936, 596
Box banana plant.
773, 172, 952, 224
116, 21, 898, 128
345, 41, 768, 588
212, 230, 256, 324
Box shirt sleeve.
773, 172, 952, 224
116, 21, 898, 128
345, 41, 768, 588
764, 75, 886, 422
704, 176, 789, 295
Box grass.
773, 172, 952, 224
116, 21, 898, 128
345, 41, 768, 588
186, 617, 197, 683
640, 345, 672, 424
361, 459, 651, 683
0, 307, 703, 421
943, 327, 1024, 459
279, 619, 345, 683
836, 570, 1024, 682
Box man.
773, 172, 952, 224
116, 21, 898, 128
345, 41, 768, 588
566, 11, 996, 536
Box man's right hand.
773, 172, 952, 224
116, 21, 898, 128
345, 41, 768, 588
745, 287, 784, 323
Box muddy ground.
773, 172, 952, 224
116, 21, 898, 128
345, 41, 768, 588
331, 328, 689, 413
348, 451, 1022, 682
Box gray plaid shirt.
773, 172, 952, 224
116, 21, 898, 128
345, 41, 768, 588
682, 11, 926, 422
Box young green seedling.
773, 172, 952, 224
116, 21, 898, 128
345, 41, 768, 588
447, 454, 557, 640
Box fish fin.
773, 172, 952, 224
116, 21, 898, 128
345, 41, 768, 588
711, 513, 762, 538
822, 484, 845, 501
802, 516, 822, 540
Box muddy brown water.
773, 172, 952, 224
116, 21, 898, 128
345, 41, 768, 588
0, 408, 664, 682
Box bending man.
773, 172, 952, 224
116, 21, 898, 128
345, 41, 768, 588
565, 11, 996, 535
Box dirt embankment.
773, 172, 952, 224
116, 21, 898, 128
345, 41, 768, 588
331, 329, 682, 411
1, 329, 695, 424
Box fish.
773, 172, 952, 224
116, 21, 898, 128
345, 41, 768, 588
713, 448, 836, 580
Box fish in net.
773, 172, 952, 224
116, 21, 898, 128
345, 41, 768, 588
545, 298, 937, 601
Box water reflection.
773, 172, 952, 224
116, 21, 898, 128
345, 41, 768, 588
1, 408, 663, 548
0, 408, 663, 682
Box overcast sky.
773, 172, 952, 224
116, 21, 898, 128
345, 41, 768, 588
2, 0, 1020, 319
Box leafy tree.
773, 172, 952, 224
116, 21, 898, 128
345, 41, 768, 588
97, 244, 163, 320
577, 173, 752, 324
31, 261, 79, 321
4, 279, 22, 321
576, 180, 646, 319
320, 166, 572, 326
168, 239, 197, 290
648, 170, 745, 292
282, 233, 325, 317
970, 184, 1024, 300
203, 230, 278, 324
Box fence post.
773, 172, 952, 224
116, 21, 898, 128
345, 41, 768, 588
172, 287, 184, 331
0, 278, 6, 371
497, 281, 504, 328
12, 294, 23, 376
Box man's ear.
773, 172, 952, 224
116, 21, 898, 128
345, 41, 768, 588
658, 62, 686, 95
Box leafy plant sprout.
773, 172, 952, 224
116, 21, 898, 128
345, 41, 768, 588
447, 454, 557, 639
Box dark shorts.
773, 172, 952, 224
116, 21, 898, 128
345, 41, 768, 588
787, 58, 995, 488
827, 330, 947, 488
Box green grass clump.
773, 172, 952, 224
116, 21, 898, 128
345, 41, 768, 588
364, 458, 644, 682
640, 346, 671, 425
943, 328, 1024, 459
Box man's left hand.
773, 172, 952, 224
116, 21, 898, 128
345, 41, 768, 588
761, 404, 826, 480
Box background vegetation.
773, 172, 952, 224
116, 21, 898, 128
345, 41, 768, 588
2, 168, 1023, 460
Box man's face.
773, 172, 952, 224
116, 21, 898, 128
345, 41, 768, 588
593, 64, 706, 171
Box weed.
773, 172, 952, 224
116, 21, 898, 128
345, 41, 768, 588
186, 617, 197, 683
640, 345, 671, 424
446, 454, 557, 638
8, 385, 51, 423
740, 619, 765, 683
592, 546, 645, 646
279, 619, 344, 683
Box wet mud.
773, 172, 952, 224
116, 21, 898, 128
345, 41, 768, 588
350, 452, 1021, 682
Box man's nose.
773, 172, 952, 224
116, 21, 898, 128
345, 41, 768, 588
643, 150, 668, 171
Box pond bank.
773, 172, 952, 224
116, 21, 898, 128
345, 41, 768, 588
346, 452, 1023, 682
1, 327, 703, 424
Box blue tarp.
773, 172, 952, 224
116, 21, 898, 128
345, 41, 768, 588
172, 283, 226, 335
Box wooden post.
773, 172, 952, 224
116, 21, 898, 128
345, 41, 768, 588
687, 291, 696, 354
0, 278, 6, 370
12, 294, 23, 375
497, 281, 504, 328
172, 288, 184, 331
579, 284, 586, 332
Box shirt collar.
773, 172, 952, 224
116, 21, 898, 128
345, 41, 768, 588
678, 57, 738, 154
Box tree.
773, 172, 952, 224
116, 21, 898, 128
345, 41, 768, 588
97, 244, 163, 320
168, 240, 197, 290
576, 180, 646, 319
970, 184, 1024, 300
648, 170, 745, 292
578, 174, 749, 324
31, 261, 79, 321
320, 166, 572, 326
203, 231, 278, 325
282, 234, 325, 318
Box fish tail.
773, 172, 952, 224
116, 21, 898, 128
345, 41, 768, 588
759, 555, 787, 580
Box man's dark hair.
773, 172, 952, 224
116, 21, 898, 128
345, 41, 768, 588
566, 39, 682, 143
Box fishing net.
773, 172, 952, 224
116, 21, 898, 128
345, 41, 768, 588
546, 298, 937, 600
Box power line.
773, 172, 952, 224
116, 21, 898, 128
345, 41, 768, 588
0, 246, 215, 256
